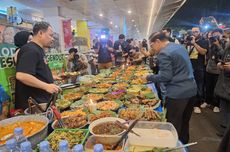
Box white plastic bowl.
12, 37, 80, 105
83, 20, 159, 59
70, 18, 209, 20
89, 117, 126, 145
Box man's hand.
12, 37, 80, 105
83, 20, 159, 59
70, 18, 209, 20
53, 75, 62, 81
45, 84, 61, 94
213, 40, 221, 47
217, 62, 224, 70
122, 53, 128, 57
223, 62, 230, 72
142, 75, 149, 81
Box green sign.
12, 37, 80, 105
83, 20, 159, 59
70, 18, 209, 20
46, 53, 67, 70
0, 43, 16, 106
0, 43, 16, 69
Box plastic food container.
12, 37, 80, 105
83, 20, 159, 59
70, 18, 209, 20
128, 121, 178, 148
89, 117, 126, 145
124, 140, 186, 152
84, 135, 125, 152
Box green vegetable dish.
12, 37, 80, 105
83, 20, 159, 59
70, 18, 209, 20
46, 129, 89, 151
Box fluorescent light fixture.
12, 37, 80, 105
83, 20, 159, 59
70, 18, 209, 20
128, 10, 132, 14
99, 13, 103, 17
146, 0, 155, 37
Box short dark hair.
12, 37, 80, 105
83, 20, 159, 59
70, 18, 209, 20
69, 48, 78, 54
149, 32, 168, 42
33, 21, 51, 35
119, 34, 125, 39
212, 28, 223, 34
162, 28, 172, 34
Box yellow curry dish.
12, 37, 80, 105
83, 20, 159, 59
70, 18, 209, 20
0, 121, 45, 145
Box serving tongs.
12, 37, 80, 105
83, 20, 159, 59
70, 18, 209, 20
115, 120, 140, 137
60, 83, 80, 89
28, 97, 45, 114
112, 119, 139, 150
51, 105, 65, 128
162, 142, 198, 152
45, 93, 58, 112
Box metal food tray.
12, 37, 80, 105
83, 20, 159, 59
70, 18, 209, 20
0, 115, 49, 150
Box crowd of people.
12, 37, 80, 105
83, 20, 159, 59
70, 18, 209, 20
84, 26, 230, 151
12, 20, 230, 151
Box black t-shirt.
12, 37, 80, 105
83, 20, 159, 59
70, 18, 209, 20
15, 42, 53, 110
188, 37, 209, 70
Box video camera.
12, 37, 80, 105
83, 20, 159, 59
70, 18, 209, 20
209, 36, 220, 44
185, 30, 193, 45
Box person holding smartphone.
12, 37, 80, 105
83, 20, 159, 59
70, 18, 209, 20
215, 42, 230, 137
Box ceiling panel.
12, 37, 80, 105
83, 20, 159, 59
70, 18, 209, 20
3, 0, 186, 39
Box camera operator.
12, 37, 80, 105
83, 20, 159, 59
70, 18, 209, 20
185, 27, 209, 114
204, 29, 225, 112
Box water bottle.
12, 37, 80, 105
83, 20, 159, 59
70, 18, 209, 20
39, 141, 53, 152
20, 141, 32, 152
59, 140, 71, 152
94, 144, 103, 152
73, 144, 84, 152
5, 139, 20, 152
14, 127, 27, 147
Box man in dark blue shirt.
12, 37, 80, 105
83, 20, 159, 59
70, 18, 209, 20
94, 39, 113, 69
144, 32, 197, 144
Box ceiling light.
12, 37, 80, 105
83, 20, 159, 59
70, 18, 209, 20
134, 25, 137, 27
110, 21, 113, 24
132, 19, 135, 22
115, 25, 118, 28
147, 0, 162, 37
99, 13, 103, 17
128, 10, 132, 14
